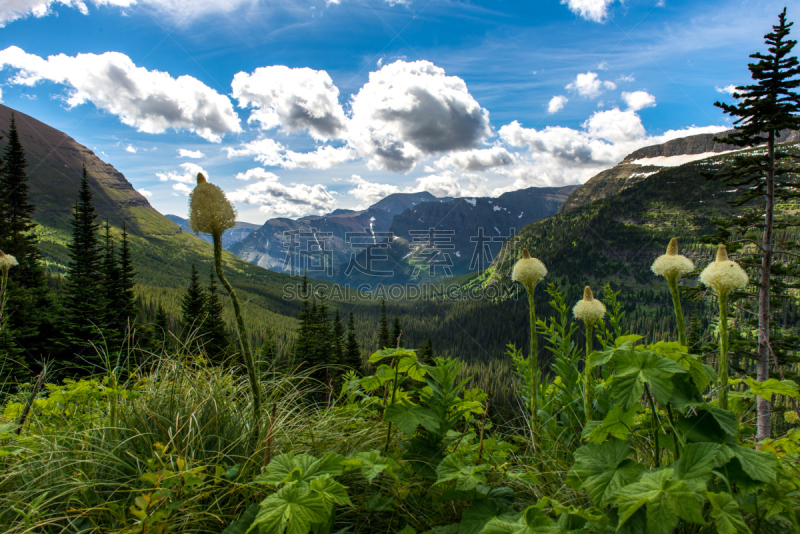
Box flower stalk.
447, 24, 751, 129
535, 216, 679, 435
190, 173, 262, 450
651, 238, 693, 347
700, 244, 748, 410
512, 248, 547, 448
573, 286, 606, 421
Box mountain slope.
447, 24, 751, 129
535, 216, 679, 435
0, 104, 319, 339
559, 129, 800, 213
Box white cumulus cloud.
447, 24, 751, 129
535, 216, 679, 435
432, 147, 515, 172
347, 175, 401, 205
227, 168, 337, 218
178, 149, 206, 159
498, 105, 726, 191
0, 46, 241, 141
547, 95, 569, 114
232, 65, 347, 140
567, 71, 617, 99
124, 144, 136, 153
157, 162, 208, 184
0, 0, 133, 27
715, 84, 739, 96
622, 91, 656, 112
227, 137, 356, 170
137, 187, 152, 197
347, 60, 491, 172
561, 0, 617, 23
172, 183, 193, 196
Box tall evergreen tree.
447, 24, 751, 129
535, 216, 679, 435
60, 167, 106, 371
706, 8, 800, 439
294, 273, 312, 362
200, 269, 229, 361
116, 222, 137, 330
345, 311, 361, 372
0, 113, 53, 375
153, 303, 170, 350
181, 265, 206, 340
419, 337, 433, 363
378, 299, 390, 349
331, 308, 345, 368
102, 221, 122, 348
392, 314, 403, 348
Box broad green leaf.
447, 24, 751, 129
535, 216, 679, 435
459, 498, 506, 534
743, 377, 800, 401
616, 335, 644, 347
701, 405, 738, 438
248, 484, 328, 534
344, 450, 396, 483
480, 506, 561, 534
435, 455, 488, 491
585, 402, 642, 443
728, 445, 777, 484
309, 475, 352, 514
707, 492, 750, 534
610, 351, 687, 408
568, 439, 644, 506
615, 469, 705, 534
660, 349, 713, 391
223, 503, 260, 534
675, 443, 733, 493
384, 401, 439, 436
369, 348, 417, 364
254, 453, 345, 486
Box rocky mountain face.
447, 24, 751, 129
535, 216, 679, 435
228, 192, 445, 273
165, 214, 259, 249
559, 129, 800, 213
0, 104, 164, 236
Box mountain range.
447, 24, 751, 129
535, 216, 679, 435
5, 102, 794, 363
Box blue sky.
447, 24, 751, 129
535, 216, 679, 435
0, 0, 785, 223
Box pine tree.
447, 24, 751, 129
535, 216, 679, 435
116, 222, 137, 330
102, 221, 122, 349
392, 314, 403, 348
60, 167, 106, 371
201, 269, 229, 361
706, 8, 800, 439
345, 311, 361, 372
154, 303, 170, 350
419, 337, 433, 363
259, 329, 277, 372
0, 113, 53, 375
181, 265, 206, 341
378, 299, 390, 349
331, 308, 345, 368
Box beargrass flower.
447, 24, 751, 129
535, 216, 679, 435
189, 173, 236, 237
188, 173, 261, 452
512, 248, 547, 447
512, 248, 547, 293
573, 286, 605, 421
573, 286, 606, 324
0, 250, 18, 324
652, 238, 694, 347
700, 244, 748, 411
700, 245, 749, 297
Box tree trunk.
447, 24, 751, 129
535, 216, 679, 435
756, 131, 775, 441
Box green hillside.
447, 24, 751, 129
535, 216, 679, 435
0, 104, 317, 343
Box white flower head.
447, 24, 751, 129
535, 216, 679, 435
573, 285, 606, 324
512, 248, 547, 292
0, 250, 18, 275
652, 237, 694, 281
189, 173, 236, 237
699, 244, 748, 297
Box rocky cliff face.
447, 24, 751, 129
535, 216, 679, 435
0, 104, 163, 236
